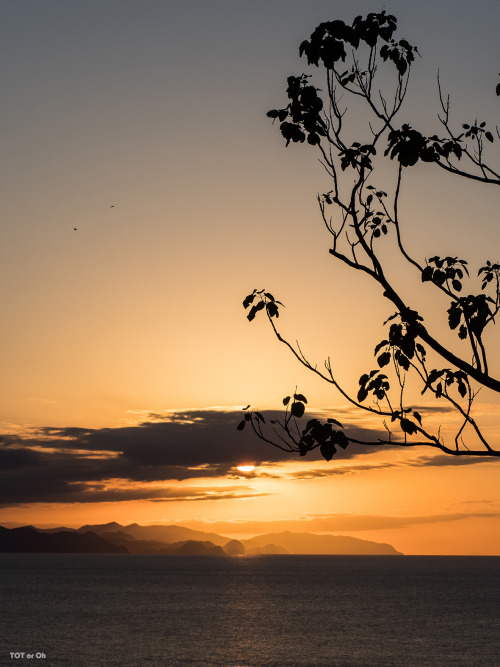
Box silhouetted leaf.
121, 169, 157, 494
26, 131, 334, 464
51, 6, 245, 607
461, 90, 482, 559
432, 270, 446, 286
294, 393, 308, 403
291, 401, 305, 418
283, 396, 291, 406
280, 122, 306, 146
334, 432, 349, 449
374, 340, 388, 355
267, 302, 279, 318
304, 419, 321, 433
421, 266, 433, 282
400, 418, 417, 434
242, 294, 255, 308
247, 301, 265, 321
237, 420, 246, 431
447, 302, 462, 330
413, 411, 422, 425
320, 442, 336, 461
357, 387, 368, 403
416, 343, 426, 358
398, 354, 410, 371
377, 351, 391, 367
327, 418, 344, 428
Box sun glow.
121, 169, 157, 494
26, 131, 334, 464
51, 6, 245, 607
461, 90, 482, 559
236, 465, 256, 473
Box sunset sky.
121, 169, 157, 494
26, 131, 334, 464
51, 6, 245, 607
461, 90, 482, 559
1, 0, 499, 555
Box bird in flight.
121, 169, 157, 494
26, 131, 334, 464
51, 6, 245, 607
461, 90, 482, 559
73, 227, 78, 231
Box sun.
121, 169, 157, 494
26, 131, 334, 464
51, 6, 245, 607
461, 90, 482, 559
236, 465, 255, 473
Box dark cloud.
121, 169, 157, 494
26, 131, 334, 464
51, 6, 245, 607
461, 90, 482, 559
0, 409, 300, 505
0, 408, 491, 506
408, 454, 492, 468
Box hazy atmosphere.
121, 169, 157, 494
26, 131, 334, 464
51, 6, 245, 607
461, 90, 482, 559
1, 0, 500, 555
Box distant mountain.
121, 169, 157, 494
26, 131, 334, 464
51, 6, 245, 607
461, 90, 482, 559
77, 521, 125, 534
22, 522, 402, 555
101, 531, 225, 556
247, 543, 289, 555
35, 526, 77, 534
121, 523, 230, 546
0, 526, 127, 553
223, 539, 246, 556
100, 531, 169, 554
243, 532, 402, 555
78, 522, 230, 546
165, 540, 225, 556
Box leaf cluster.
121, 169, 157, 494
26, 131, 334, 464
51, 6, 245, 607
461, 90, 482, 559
339, 143, 376, 171
267, 74, 327, 147
283, 392, 308, 418
374, 315, 424, 372
447, 294, 494, 339
238, 393, 350, 461
298, 11, 403, 69
462, 121, 494, 144
300, 416, 348, 460
386, 125, 463, 167
422, 369, 469, 399
243, 289, 283, 321
390, 409, 422, 435
357, 369, 390, 402
421, 256, 468, 292
379, 38, 417, 76
478, 261, 500, 290
236, 407, 265, 432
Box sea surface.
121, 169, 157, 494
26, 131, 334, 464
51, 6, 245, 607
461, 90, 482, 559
0, 554, 499, 666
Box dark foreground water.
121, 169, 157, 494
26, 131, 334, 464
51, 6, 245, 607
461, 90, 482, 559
0, 555, 499, 666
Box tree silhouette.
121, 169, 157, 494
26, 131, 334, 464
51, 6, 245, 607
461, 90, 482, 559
239, 11, 500, 459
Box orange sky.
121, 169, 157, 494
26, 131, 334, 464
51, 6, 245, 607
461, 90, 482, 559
0, 1, 499, 554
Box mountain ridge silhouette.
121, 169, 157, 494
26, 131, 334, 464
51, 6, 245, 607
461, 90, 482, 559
1, 522, 402, 555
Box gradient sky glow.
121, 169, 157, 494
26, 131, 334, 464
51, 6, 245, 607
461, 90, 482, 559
1, 0, 499, 554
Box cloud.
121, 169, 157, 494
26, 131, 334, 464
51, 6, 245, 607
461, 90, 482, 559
288, 453, 490, 480
0, 408, 492, 506
182, 510, 500, 535
407, 454, 493, 468
0, 409, 298, 505
0, 476, 270, 505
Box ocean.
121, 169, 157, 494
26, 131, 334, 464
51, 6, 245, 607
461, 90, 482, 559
1, 554, 499, 666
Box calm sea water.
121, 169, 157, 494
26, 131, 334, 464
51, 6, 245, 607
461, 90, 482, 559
0, 554, 499, 666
